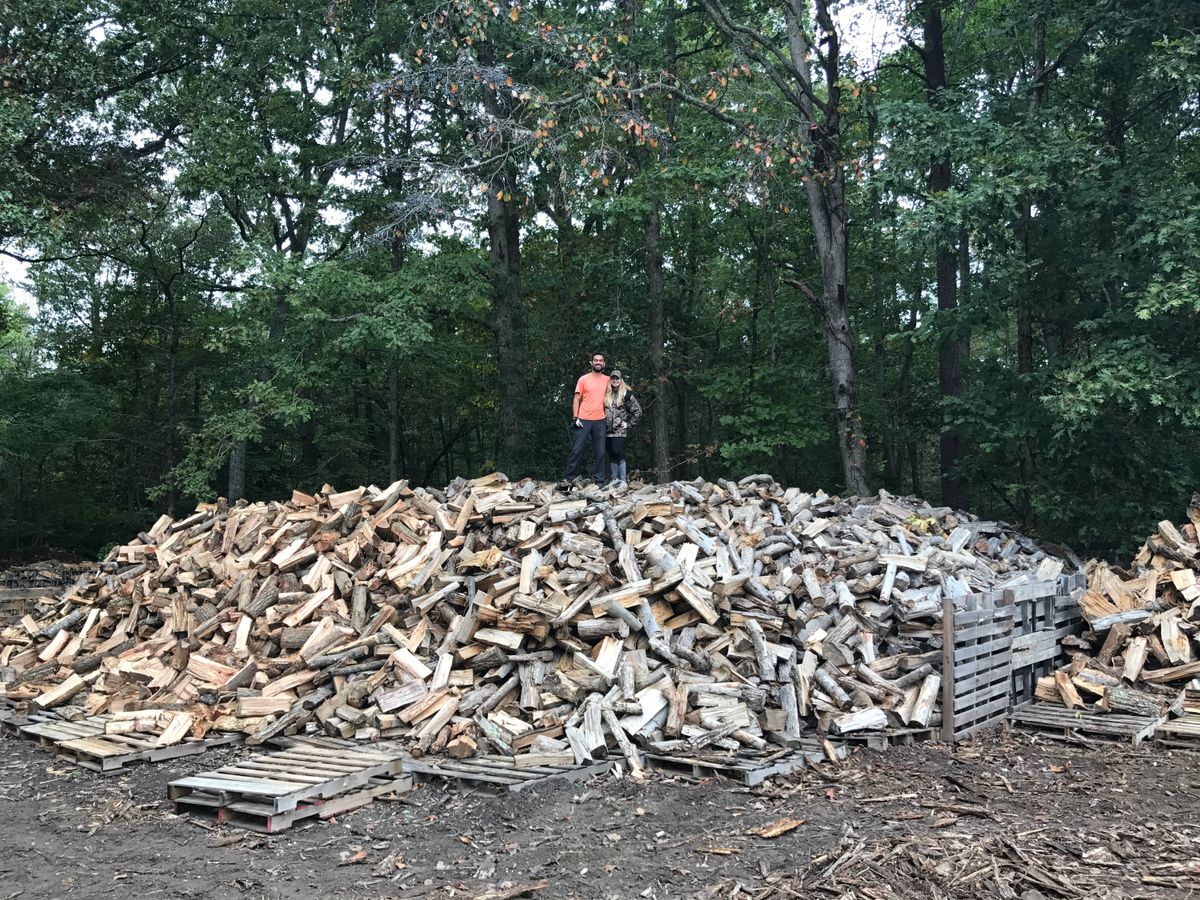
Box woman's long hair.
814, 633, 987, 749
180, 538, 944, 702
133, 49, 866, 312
604, 380, 628, 409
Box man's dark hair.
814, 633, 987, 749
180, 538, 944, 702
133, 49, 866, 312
590, 351, 605, 360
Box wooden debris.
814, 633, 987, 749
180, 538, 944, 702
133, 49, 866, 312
0, 475, 1065, 767
1027, 498, 1200, 723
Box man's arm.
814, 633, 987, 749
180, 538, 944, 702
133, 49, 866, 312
572, 376, 583, 422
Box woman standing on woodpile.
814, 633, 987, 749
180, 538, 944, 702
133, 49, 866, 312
605, 370, 642, 486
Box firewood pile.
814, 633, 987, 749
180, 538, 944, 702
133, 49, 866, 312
0, 474, 1064, 768
1032, 501, 1200, 717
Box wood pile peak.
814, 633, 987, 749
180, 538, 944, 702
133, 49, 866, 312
1, 474, 1066, 769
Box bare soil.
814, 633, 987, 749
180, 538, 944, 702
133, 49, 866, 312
0, 728, 1197, 900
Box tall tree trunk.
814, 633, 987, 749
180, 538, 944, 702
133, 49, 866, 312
388, 366, 401, 483
645, 206, 671, 481
481, 42, 526, 475
674, 209, 698, 476
619, 0, 671, 482
1015, 12, 1048, 523
816, 234, 868, 495
922, 1, 967, 510
895, 285, 920, 493
868, 106, 900, 490
488, 186, 524, 473
228, 442, 246, 500
165, 288, 180, 516
785, 0, 870, 496
958, 225, 971, 347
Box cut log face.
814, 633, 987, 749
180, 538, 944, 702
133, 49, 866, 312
0, 473, 1072, 766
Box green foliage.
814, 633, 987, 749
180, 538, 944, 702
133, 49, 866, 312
2, 0, 1200, 559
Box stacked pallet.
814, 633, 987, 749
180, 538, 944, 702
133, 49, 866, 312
1, 559, 95, 592
1029, 506, 1200, 718
169, 739, 408, 832
0, 474, 1062, 765
0, 559, 95, 621
10, 709, 243, 773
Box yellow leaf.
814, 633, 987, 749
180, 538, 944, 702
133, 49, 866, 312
748, 818, 806, 839
617, 33, 629, 44
510, 6, 519, 20
497, 190, 504, 199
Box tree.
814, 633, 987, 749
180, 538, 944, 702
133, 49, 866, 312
699, 0, 870, 495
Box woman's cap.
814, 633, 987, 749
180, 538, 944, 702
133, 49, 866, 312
610, 370, 623, 379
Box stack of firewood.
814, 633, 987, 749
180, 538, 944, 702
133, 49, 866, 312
1032, 502, 1200, 716
0, 474, 1061, 765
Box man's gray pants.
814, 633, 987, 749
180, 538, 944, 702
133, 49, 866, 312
563, 418, 607, 484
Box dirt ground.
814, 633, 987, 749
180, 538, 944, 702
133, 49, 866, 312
0, 728, 1197, 900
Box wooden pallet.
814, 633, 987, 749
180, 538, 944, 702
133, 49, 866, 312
177, 774, 411, 833
403, 754, 621, 792
841, 726, 937, 751
942, 589, 1015, 741
170, 744, 406, 821
15, 712, 243, 773
1151, 713, 1200, 749
0, 587, 43, 621
267, 733, 392, 753
646, 740, 848, 786
1008, 702, 1163, 746
1010, 576, 1085, 707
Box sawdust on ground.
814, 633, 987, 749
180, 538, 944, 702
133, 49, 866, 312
0, 729, 1196, 899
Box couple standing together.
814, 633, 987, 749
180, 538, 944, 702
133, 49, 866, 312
561, 353, 643, 486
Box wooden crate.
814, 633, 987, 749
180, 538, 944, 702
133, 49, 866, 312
942, 576, 1086, 742
0, 588, 42, 622
941, 589, 1015, 741
1010, 574, 1086, 706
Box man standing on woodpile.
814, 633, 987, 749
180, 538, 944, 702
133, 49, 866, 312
561, 352, 610, 486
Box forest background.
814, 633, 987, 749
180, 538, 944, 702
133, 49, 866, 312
1, 0, 1198, 560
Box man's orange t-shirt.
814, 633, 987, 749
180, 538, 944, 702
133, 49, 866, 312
575, 372, 610, 420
